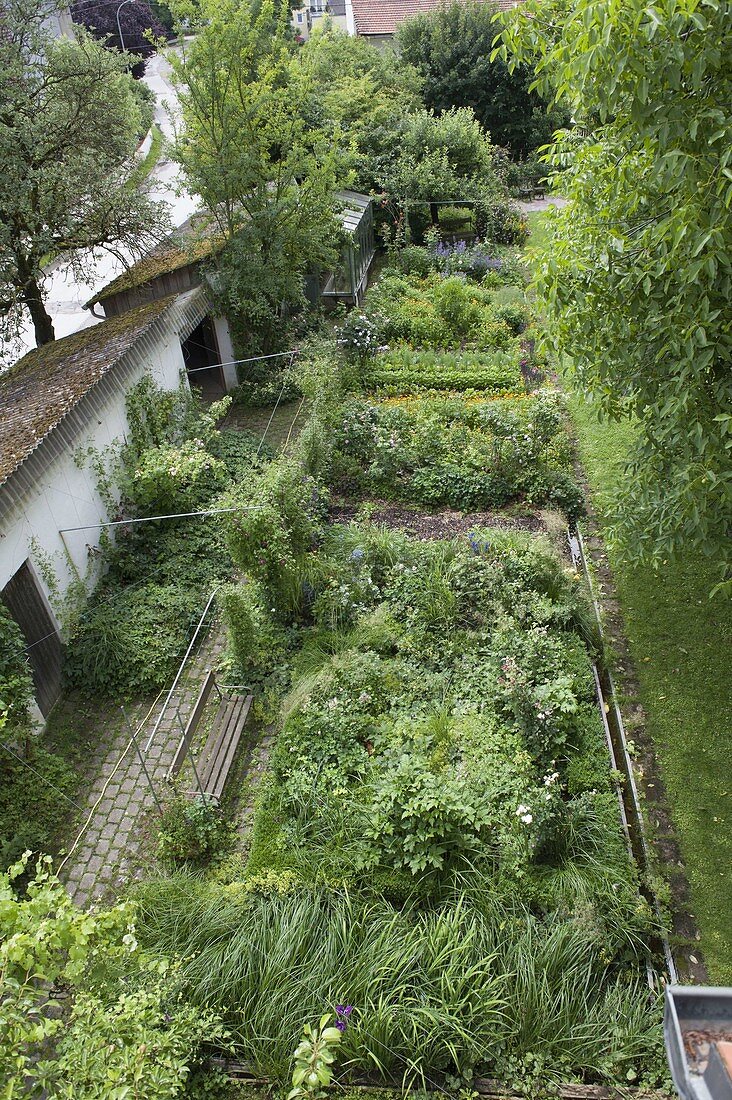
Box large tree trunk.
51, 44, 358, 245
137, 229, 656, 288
24, 277, 56, 346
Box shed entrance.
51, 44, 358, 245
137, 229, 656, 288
181, 317, 225, 400
2, 561, 61, 717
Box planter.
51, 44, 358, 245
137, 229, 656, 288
665, 986, 732, 1100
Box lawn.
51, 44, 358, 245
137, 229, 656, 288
525, 207, 731, 981
568, 394, 732, 983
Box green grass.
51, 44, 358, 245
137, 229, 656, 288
137, 124, 163, 180
568, 392, 732, 983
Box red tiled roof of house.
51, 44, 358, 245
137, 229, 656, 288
352, 0, 523, 36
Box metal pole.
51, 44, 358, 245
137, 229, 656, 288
120, 705, 164, 816
116, 0, 134, 51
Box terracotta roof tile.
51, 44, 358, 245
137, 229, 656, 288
353, 0, 523, 35
0, 296, 178, 486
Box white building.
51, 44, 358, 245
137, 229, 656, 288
0, 288, 207, 717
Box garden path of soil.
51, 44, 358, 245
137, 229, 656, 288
330, 500, 549, 540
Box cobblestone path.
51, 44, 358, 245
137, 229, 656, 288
60, 621, 226, 907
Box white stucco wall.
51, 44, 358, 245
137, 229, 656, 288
0, 327, 189, 634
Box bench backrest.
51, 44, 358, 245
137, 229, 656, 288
167, 669, 217, 780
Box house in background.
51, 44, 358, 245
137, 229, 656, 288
292, 0, 348, 39
345, 0, 522, 43
0, 290, 206, 718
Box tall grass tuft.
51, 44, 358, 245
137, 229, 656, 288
135, 874, 665, 1087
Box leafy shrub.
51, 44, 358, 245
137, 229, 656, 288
394, 245, 434, 278
0, 604, 33, 728
365, 270, 520, 350
66, 583, 197, 696
129, 440, 227, 513
224, 458, 328, 616
336, 312, 386, 361
157, 794, 228, 865
0, 744, 78, 866
331, 393, 582, 517
221, 580, 287, 682
438, 205, 475, 234
365, 734, 496, 874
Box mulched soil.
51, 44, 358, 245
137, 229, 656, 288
329, 500, 547, 540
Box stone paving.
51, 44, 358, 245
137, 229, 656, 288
60, 620, 226, 907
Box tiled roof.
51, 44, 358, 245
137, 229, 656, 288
85, 216, 220, 307
352, 0, 522, 35
0, 296, 177, 486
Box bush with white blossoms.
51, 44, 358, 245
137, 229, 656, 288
336, 312, 387, 362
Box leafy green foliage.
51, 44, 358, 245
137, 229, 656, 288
330, 393, 583, 518
130, 439, 227, 513
0, 604, 33, 729
288, 1014, 343, 1100
65, 582, 199, 697
498, 0, 732, 586
364, 346, 524, 396
171, 0, 341, 356
0, 743, 78, 867
0, 0, 169, 351
136, 873, 670, 1089
397, 0, 568, 157
363, 269, 525, 349
157, 794, 229, 866
224, 457, 328, 616
65, 389, 256, 697
221, 580, 288, 682
0, 854, 223, 1098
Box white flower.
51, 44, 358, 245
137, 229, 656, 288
521, 813, 533, 825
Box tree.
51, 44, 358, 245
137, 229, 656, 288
0, 0, 170, 349
0, 853, 223, 1096
397, 1, 567, 158
70, 0, 166, 56
498, 0, 732, 588
374, 106, 518, 242
170, 0, 342, 357
294, 25, 423, 191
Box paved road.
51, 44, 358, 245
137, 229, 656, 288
14, 50, 197, 356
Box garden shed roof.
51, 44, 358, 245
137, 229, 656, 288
85, 216, 219, 308
0, 295, 180, 487
351, 0, 523, 35
338, 190, 372, 232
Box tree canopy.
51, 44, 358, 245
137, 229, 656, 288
397, 1, 567, 158
171, 0, 342, 355
70, 0, 166, 55
498, 0, 732, 588
0, 0, 169, 353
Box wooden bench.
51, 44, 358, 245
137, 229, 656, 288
167, 670, 253, 801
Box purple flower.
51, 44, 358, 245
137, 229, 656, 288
334, 1004, 354, 1032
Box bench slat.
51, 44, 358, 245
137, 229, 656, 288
207, 695, 252, 801
196, 697, 237, 791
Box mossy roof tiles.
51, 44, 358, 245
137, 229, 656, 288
85, 217, 219, 306
0, 296, 177, 486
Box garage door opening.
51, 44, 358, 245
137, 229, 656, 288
2, 561, 61, 717
181, 317, 225, 401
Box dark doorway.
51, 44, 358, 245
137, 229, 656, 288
181, 317, 225, 400
2, 561, 61, 717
